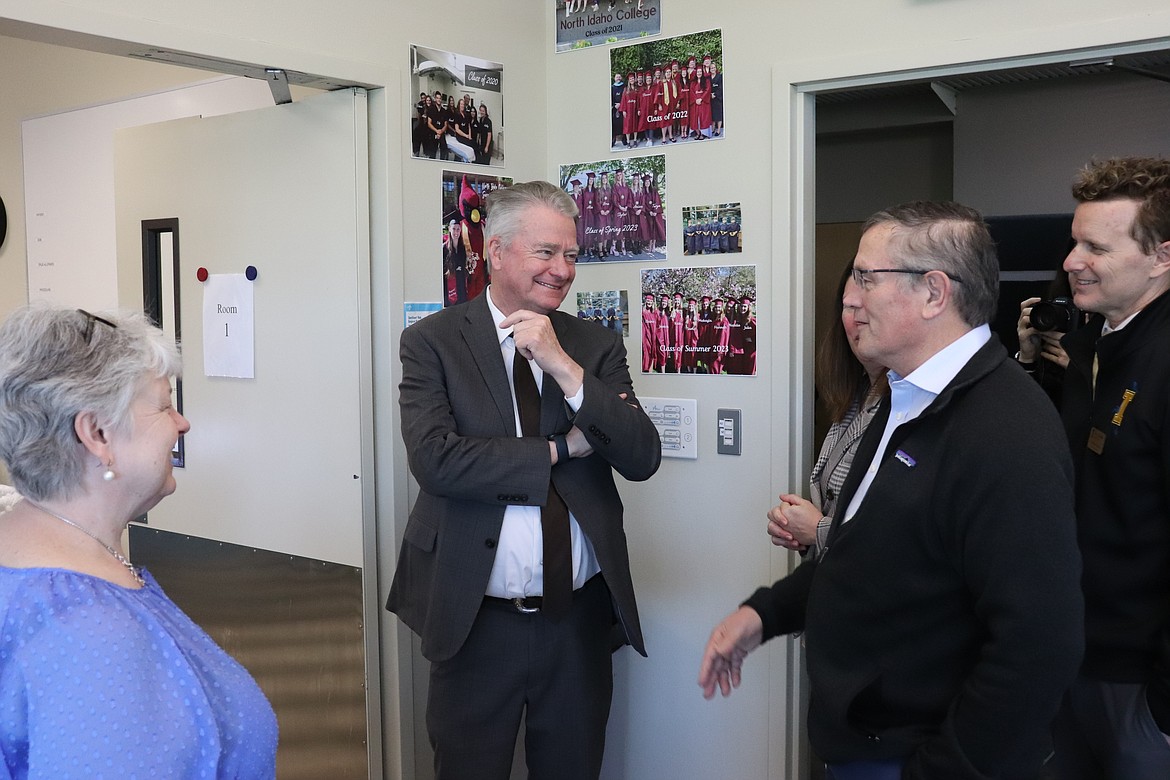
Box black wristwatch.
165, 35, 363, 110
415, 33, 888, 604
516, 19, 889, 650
550, 434, 570, 464
1014, 351, 1037, 372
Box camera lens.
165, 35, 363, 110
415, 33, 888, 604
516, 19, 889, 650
1030, 297, 1078, 333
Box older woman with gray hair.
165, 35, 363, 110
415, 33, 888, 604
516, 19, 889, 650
0, 305, 277, 778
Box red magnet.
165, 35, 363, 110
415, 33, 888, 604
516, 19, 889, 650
196, 267, 209, 282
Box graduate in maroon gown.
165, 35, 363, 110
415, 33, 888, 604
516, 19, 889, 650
696, 294, 714, 372
682, 297, 700, 373
621, 71, 638, 147
630, 176, 647, 257
569, 175, 587, 251
654, 293, 672, 372
738, 295, 756, 375
644, 173, 665, 254
637, 71, 654, 147
641, 292, 658, 373
668, 292, 685, 373
596, 172, 614, 259
581, 170, 599, 259
726, 298, 745, 374
708, 297, 732, 374
685, 58, 699, 138
650, 295, 669, 374
653, 66, 674, 146
443, 219, 462, 305
612, 168, 633, 256
691, 66, 712, 139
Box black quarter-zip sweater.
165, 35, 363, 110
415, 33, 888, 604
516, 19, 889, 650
745, 338, 1084, 779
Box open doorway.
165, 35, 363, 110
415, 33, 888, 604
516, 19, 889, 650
0, 23, 337, 317
810, 51, 1170, 449
0, 20, 387, 779
782, 40, 1170, 780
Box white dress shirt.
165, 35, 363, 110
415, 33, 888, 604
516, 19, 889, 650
843, 324, 992, 523
483, 286, 601, 599
1101, 310, 1138, 336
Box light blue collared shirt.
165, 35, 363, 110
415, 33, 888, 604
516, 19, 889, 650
843, 324, 991, 523
483, 286, 599, 599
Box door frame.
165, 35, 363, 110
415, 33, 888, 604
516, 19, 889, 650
772, 27, 1170, 780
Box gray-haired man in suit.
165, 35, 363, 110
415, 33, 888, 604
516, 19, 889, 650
387, 180, 661, 780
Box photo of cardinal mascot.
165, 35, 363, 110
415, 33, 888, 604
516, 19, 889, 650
456, 175, 487, 303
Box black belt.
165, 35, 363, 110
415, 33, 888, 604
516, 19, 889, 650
483, 594, 544, 614
482, 574, 601, 614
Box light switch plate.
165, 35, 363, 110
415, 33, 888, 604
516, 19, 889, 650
717, 408, 742, 455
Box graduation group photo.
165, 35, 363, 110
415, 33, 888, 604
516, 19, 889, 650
610, 29, 724, 151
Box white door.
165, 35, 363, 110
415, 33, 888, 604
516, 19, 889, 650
113, 87, 377, 778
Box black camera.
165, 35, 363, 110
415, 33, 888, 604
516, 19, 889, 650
1030, 296, 1081, 333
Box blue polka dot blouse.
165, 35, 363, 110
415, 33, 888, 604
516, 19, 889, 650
0, 567, 277, 779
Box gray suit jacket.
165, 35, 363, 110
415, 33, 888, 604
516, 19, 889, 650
386, 293, 661, 663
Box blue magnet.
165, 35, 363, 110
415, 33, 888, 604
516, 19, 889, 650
245, 265, 258, 281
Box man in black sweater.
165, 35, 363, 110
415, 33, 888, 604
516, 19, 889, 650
1018, 157, 1170, 778
700, 201, 1084, 780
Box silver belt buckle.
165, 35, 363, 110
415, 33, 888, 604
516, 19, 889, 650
511, 597, 541, 614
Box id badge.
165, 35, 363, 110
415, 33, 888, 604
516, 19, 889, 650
1087, 427, 1106, 455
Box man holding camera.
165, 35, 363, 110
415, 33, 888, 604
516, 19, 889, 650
1018, 156, 1170, 777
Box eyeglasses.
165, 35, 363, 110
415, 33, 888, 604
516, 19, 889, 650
850, 267, 964, 292
77, 309, 118, 344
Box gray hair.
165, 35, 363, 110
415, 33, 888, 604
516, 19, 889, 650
484, 180, 579, 253
0, 305, 182, 501
862, 201, 999, 327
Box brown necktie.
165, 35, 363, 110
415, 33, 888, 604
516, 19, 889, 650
512, 345, 572, 620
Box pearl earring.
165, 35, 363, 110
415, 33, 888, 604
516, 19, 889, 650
103, 466, 116, 482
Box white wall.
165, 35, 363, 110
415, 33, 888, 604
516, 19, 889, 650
2, 1, 1170, 778
546, 3, 1170, 780
545, 4, 779, 777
